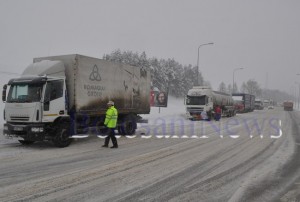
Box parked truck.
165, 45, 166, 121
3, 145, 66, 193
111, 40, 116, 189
263, 99, 273, 108
254, 99, 264, 110
232, 93, 255, 113
2, 54, 150, 147
184, 86, 236, 120
283, 101, 293, 111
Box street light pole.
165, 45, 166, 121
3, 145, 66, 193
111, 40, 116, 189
294, 82, 300, 110
289, 86, 294, 101
232, 68, 244, 94
296, 74, 300, 110
298, 84, 300, 110
196, 42, 214, 86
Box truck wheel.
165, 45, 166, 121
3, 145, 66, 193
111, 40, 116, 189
18, 140, 35, 145
118, 115, 137, 136
53, 125, 72, 148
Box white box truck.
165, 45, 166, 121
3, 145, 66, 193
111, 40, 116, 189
2, 54, 150, 147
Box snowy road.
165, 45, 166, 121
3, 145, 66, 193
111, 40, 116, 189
0, 108, 300, 201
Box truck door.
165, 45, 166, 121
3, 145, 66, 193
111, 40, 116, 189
43, 79, 65, 122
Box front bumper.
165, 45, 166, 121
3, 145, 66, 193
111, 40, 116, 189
3, 123, 45, 141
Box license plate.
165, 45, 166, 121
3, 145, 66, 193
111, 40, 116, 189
14, 126, 23, 131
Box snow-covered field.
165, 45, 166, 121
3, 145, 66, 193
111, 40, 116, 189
142, 96, 186, 121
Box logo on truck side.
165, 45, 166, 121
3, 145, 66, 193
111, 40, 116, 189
89, 65, 101, 81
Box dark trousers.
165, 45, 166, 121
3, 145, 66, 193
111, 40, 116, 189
215, 113, 221, 121
104, 128, 118, 146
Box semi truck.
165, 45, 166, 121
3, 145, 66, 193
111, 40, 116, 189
283, 101, 293, 111
263, 99, 273, 108
254, 99, 264, 110
184, 86, 236, 120
2, 54, 150, 147
232, 93, 255, 113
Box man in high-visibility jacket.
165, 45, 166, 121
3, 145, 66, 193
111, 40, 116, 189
102, 101, 118, 148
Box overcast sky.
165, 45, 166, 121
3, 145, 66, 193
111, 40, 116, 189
0, 0, 300, 94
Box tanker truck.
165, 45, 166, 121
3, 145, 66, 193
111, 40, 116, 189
283, 101, 293, 111
184, 86, 236, 120
2, 54, 150, 147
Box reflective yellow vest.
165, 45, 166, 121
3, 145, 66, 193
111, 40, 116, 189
104, 106, 118, 128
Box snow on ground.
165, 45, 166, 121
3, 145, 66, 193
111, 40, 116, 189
138, 96, 188, 137
142, 96, 186, 121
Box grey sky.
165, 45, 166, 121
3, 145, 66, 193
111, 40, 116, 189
0, 0, 300, 93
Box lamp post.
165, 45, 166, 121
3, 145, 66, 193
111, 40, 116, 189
296, 73, 300, 109
294, 82, 299, 110
196, 42, 214, 86
232, 68, 244, 94
289, 86, 294, 101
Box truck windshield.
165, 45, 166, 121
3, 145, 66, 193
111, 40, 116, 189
233, 96, 243, 101
7, 84, 43, 103
186, 95, 207, 105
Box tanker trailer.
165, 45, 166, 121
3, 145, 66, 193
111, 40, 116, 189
184, 86, 236, 120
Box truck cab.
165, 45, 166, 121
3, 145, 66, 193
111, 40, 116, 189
2, 61, 71, 147
184, 87, 214, 120
254, 99, 264, 110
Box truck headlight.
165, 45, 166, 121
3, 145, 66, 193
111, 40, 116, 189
31, 127, 44, 132
4, 125, 8, 131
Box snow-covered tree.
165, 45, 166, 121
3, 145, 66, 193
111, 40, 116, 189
227, 84, 232, 94
103, 49, 206, 97
218, 82, 227, 93
233, 83, 239, 93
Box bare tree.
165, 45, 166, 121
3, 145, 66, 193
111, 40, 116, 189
241, 79, 262, 97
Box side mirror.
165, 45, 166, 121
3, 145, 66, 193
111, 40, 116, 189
2, 84, 7, 102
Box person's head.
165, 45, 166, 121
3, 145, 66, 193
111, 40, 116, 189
107, 100, 114, 108
157, 92, 165, 104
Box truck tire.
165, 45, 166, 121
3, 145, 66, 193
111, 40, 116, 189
53, 125, 72, 148
118, 114, 137, 136
18, 140, 35, 145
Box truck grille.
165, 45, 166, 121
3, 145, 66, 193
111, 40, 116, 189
187, 107, 203, 113
10, 116, 30, 121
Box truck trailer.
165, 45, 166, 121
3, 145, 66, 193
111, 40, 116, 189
283, 101, 293, 111
232, 93, 255, 113
184, 86, 236, 120
2, 54, 150, 147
